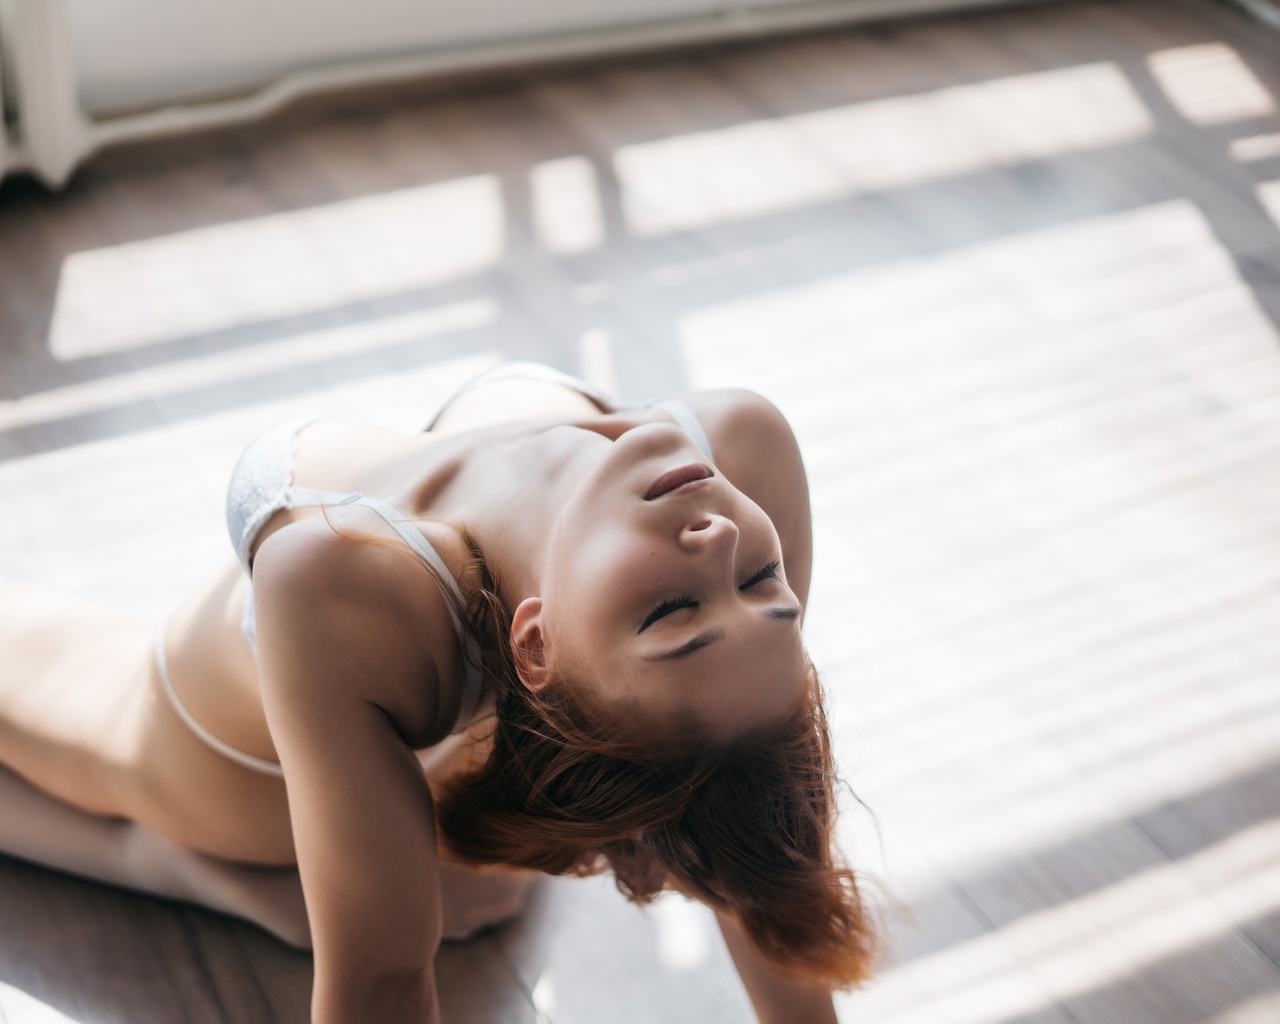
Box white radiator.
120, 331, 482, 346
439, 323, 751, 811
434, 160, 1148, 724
0, 0, 89, 188
1, 0, 1066, 190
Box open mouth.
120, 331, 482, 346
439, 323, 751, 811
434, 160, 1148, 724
644, 463, 714, 500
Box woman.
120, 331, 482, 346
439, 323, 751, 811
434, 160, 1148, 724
0, 363, 876, 1023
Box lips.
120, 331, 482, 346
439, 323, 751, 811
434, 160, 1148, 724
644, 463, 714, 500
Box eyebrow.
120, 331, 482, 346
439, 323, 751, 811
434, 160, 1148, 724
645, 605, 801, 662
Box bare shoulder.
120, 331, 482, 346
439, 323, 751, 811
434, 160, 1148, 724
251, 507, 461, 746
682, 389, 813, 605
682, 389, 801, 467
681, 388, 808, 503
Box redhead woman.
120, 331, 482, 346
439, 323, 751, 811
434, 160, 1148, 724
0, 363, 876, 1023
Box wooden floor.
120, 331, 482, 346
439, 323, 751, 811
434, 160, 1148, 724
2, 0, 1280, 1020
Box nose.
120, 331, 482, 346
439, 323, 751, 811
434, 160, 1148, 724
681, 513, 739, 561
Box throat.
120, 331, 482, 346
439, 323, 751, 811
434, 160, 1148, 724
438, 425, 605, 601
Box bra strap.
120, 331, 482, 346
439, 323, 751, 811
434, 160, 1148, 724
292, 490, 486, 733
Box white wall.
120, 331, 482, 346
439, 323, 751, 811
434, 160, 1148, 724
65, 0, 1066, 116
66, 0, 721, 115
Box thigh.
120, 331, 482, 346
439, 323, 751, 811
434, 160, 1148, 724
0, 763, 311, 946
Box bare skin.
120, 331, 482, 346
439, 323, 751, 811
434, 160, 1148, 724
0, 376, 829, 1024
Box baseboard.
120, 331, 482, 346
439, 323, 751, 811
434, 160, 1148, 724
4, 0, 1065, 190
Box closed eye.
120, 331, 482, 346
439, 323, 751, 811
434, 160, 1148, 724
639, 595, 696, 633
741, 560, 781, 589
637, 560, 783, 633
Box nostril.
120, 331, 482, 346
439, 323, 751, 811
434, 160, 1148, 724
688, 517, 713, 533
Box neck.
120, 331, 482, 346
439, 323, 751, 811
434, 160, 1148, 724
438, 425, 608, 605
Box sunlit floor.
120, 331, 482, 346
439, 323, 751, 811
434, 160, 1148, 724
2, 0, 1280, 1020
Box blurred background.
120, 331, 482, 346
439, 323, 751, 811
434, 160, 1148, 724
1, 0, 1279, 1021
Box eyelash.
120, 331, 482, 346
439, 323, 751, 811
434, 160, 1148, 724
639, 560, 781, 633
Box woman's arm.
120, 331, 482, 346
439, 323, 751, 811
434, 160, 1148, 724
679, 390, 814, 608
717, 911, 839, 1024
254, 513, 463, 1023
688, 392, 829, 1020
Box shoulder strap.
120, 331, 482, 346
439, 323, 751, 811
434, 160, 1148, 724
290, 489, 486, 733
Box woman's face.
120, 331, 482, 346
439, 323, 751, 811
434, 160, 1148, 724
537, 422, 808, 734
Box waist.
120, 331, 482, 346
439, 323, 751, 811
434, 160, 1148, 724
162, 562, 278, 762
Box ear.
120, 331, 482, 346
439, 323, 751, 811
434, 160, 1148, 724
510, 596, 552, 693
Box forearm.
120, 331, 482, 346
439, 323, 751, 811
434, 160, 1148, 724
314, 966, 439, 1024
750, 986, 838, 1024
738, 970, 838, 1024
718, 911, 839, 1024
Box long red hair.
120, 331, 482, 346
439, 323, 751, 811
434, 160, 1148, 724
433, 545, 879, 989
